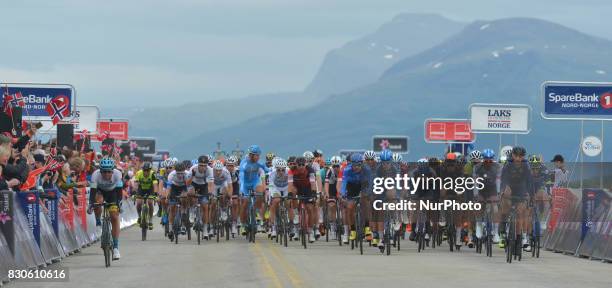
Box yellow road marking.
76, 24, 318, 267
265, 241, 304, 287
252, 242, 283, 288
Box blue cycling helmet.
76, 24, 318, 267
482, 149, 495, 160
248, 145, 261, 155
379, 149, 393, 162
325, 158, 331, 166
100, 158, 115, 171
350, 153, 364, 163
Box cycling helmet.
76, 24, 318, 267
296, 156, 306, 166
303, 151, 314, 161
207, 154, 214, 161
350, 153, 364, 163
417, 158, 429, 168
482, 149, 495, 160
276, 159, 287, 169
191, 159, 198, 166
469, 150, 482, 161
247, 145, 261, 155
313, 149, 323, 158
454, 152, 462, 159
504, 148, 513, 158
287, 156, 297, 166
142, 162, 152, 170
171, 157, 179, 163
374, 155, 381, 163
363, 150, 376, 160
392, 153, 402, 163
446, 152, 457, 161
99, 158, 115, 171
198, 155, 209, 164
330, 156, 342, 166
182, 160, 192, 168
213, 160, 224, 170
379, 149, 393, 162
160, 160, 168, 169
324, 158, 331, 166
499, 155, 507, 163
175, 162, 186, 171
226, 155, 238, 165
529, 154, 542, 164
512, 146, 526, 157
266, 152, 275, 161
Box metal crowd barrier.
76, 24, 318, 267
0, 188, 139, 286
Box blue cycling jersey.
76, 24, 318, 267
239, 158, 269, 194
340, 164, 372, 197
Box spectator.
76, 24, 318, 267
0, 145, 21, 190
34, 153, 46, 169
551, 154, 569, 188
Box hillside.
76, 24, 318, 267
174, 18, 612, 160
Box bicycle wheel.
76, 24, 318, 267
141, 205, 148, 241
385, 224, 391, 256
357, 206, 363, 255
301, 206, 307, 249
102, 217, 112, 267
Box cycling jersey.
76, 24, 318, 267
410, 166, 436, 199
168, 170, 192, 187
474, 162, 500, 199
135, 170, 158, 191
530, 164, 549, 193
270, 167, 291, 197
90, 169, 123, 192
341, 164, 372, 198
239, 159, 268, 195
501, 160, 533, 199
189, 164, 213, 185
229, 168, 240, 196
289, 166, 315, 196
213, 168, 232, 188
325, 168, 340, 198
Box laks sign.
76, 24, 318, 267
425, 119, 474, 143
470, 104, 531, 134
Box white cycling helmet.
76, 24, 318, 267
303, 151, 314, 161
392, 153, 402, 163
469, 150, 482, 160
213, 160, 224, 170
226, 156, 238, 165
275, 159, 287, 169
363, 150, 376, 160
330, 156, 342, 165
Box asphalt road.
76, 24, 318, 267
9, 218, 611, 288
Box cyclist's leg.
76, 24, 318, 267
269, 188, 280, 236
135, 189, 144, 223
103, 188, 122, 250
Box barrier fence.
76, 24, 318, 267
0, 188, 139, 286
0, 186, 609, 285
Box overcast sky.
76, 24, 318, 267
0, 0, 609, 108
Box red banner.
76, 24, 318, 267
547, 187, 577, 232
59, 189, 75, 231
96, 120, 129, 140
425, 119, 474, 142
77, 188, 87, 232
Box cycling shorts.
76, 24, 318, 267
345, 182, 362, 199
270, 186, 289, 198
191, 182, 209, 196
96, 187, 122, 206
240, 178, 261, 196
136, 188, 156, 199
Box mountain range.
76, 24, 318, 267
170, 17, 612, 161
125, 13, 467, 152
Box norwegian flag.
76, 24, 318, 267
46, 158, 64, 172
112, 143, 122, 159
45, 95, 71, 125
3, 92, 25, 116
96, 130, 110, 142
49, 146, 57, 157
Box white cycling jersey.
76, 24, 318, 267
189, 164, 213, 185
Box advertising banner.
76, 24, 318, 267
16, 191, 40, 246
96, 119, 129, 140
0, 190, 15, 255
130, 138, 156, 155
424, 119, 474, 143
0, 84, 74, 119
470, 103, 531, 134
44, 189, 60, 237
372, 135, 409, 153
542, 82, 612, 120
